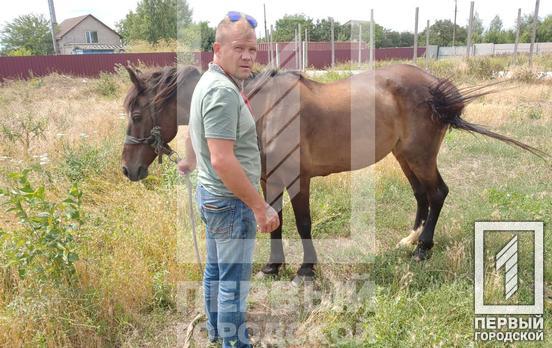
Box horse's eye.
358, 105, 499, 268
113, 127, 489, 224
131, 112, 141, 122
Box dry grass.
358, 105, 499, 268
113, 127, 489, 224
0, 58, 550, 346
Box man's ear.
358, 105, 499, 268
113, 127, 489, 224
126, 66, 145, 92
212, 42, 221, 57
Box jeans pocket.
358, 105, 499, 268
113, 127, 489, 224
202, 199, 235, 236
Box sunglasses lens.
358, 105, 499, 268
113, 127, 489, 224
227, 11, 257, 28
246, 15, 257, 28
227, 11, 241, 21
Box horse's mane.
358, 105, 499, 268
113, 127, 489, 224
123, 65, 201, 112
124, 65, 317, 113
245, 68, 319, 99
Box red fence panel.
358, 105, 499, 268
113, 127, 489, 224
0, 45, 428, 80
0, 52, 177, 80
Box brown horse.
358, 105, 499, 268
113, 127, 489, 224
121, 64, 545, 281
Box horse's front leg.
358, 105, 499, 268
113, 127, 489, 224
260, 180, 285, 276
290, 177, 317, 284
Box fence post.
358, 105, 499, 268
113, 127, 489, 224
330, 18, 335, 68
413, 7, 419, 62
529, 0, 540, 68
275, 43, 280, 68
303, 28, 308, 70
513, 8, 521, 62
425, 19, 430, 69
270, 26, 274, 68
466, 1, 474, 58
452, 0, 457, 48
370, 9, 375, 66
294, 28, 298, 69
358, 23, 362, 68
298, 24, 302, 70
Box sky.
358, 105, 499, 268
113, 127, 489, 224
0, 0, 551, 36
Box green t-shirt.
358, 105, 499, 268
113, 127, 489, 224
189, 63, 261, 197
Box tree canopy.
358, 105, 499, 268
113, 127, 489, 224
0, 14, 53, 56
116, 0, 193, 44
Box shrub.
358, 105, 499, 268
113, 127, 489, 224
60, 141, 111, 182
94, 72, 119, 97
0, 169, 83, 282
0, 109, 48, 158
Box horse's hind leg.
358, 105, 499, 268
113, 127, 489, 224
407, 161, 449, 261
393, 151, 429, 247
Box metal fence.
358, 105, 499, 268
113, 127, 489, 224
0, 45, 429, 80
2, 41, 550, 81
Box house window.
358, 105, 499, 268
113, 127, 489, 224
85, 31, 98, 43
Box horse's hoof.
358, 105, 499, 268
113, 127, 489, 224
412, 241, 433, 261
290, 264, 315, 286
291, 274, 314, 287
261, 263, 282, 276
396, 226, 424, 248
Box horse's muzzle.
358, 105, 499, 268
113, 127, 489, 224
122, 165, 148, 181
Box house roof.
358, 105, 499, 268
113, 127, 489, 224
56, 14, 122, 40
64, 43, 125, 50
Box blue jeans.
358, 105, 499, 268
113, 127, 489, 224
197, 184, 257, 348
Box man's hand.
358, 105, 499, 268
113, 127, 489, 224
177, 158, 196, 176
253, 203, 280, 233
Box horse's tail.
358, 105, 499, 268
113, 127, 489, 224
426, 78, 548, 159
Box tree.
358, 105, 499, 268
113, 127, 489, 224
0, 14, 53, 56
484, 15, 510, 44
421, 19, 466, 46
468, 12, 485, 43
539, 15, 552, 42
310, 18, 333, 41
117, 0, 193, 44
272, 14, 315, 42
177, 21, 215, 54
517, 14, 552, 42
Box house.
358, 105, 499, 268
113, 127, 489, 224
56, 14, 124, 55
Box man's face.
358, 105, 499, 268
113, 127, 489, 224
214, 23, 257, 80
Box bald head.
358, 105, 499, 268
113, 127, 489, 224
212, 14, 257, 80
215, 16, 256, 44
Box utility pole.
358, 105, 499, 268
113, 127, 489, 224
47, 0, 59, 54
529, 0, 540, 67
452, 0, 457, 48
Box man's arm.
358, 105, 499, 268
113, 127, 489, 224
177, 129, 196, 175
208, 138, 279, 233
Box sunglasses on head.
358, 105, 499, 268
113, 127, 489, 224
227, 11, 257, 28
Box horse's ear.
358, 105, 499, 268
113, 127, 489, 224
126, 66, 145, 92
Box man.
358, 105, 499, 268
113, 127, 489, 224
177, 11, 280, 348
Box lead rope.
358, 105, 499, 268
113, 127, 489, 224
165, 151, 206, 347
183, 171, 206, 348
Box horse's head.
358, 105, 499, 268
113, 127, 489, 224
121, 65, 201, 181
